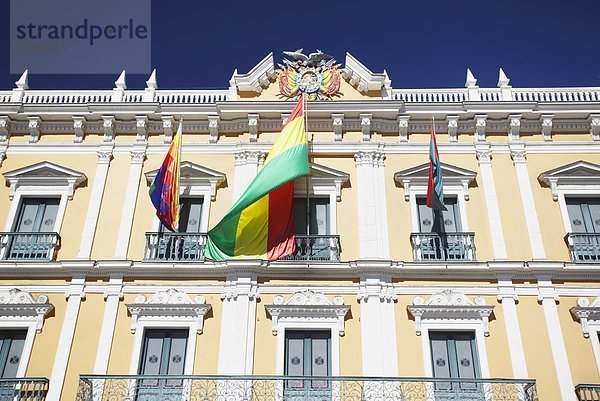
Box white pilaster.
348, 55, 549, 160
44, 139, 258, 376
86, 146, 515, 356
114, 143, 147, 259
510, 143, 545, 259
537, 278, 576, 401
497, 278, 528, 378
357, 273, 398, 376
47, 276, 85, 401
218, 274, 258, 374
475, 144, 507, 260
77, 145, 114, 259
354, 151, 390, 259
233, 150, 265, 202
93, 275, 123, 374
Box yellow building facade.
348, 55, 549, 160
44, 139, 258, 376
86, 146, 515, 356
0, 51, 599, 401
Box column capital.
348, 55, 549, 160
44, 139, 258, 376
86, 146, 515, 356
234, 149, 266, 166
475, 142, 492, 163
357, 274, 396, 303
103, 275, 124, 299
354, 150, 385, 167
221, 274, 259, 301
537, 278, 559, 303
65, 276, 86, 300
509, 142, 527, 163
497, 278, 518, 302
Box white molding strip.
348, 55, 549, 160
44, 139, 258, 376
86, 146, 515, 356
93, 276, 122, 374
497, 279, 528, 378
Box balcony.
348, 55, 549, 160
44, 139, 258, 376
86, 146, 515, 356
411, 232, 476, 262
566, 233, 600, 263
0, 377, 48, 401
144, 233, 341, 262
576, 384, 600, 401
0, 232, 60, 261
76, 375, 536, 401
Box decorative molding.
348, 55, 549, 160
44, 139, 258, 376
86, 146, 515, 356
221, 275, 259, 301
541, 114, 554, 142
208, 115, 219, 144
2, 161, 87, 200
161, 115, 174, 143
332, 113, 344, 142
73, 116, 86, 143
357, 275, 396, 302
395, 162, 476, 201
508, 114, 521, 142
360, 113, 372, 141
509, 142, 527, 163
230, 53, 276, 93
265, 289, 349, 336
408, 289, 494, 336
475, 143, 492, 164
398, 115, 410, 142
446, 115, 459, 142
344, 53, 388, 94
146, 161, 226, 201
0, 289, 53, 333
248, 114, 259, 142
538, 160, 600, 201
295, 162, 349, 202
234, 150, 265, 166
96, 146, 114, 165
126, 289, 211, 334
475, 115, 487, 142
102, 116, 115, 142
27, 116, 41, 143
135, 115, 148, 142
571, 297, 600, 338
590, 114, 600, 142
354, 150, 385, 167
0, 116, 12, 143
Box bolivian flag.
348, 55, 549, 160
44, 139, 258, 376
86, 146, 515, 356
206, 97, 309, 260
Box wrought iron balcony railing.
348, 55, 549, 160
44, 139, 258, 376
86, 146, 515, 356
0, 232, 60, 261
0, 377, 48, 401
282, 235, 341, 261
145, 233, 341, 262
576, 384, 600, 401
411, 232, 476, 262
76, 375, 537, 401
566, 233, 600, 263
144, 232, 207, 261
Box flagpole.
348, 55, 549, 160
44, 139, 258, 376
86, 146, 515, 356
304, 94, 310, 236
176, 117, 183, 232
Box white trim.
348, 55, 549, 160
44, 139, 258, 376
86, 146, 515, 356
93, 276, 122, 374
497, 279, 528, 378
570, 296, 600, 376
589, 327, 600, 377
0, 321, 37, 378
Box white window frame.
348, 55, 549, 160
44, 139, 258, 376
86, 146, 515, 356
126, 289, 211, 375
0, 289, 53, 378
571, 296, 600, 376
265, 290, 350, 376
407, 290, 493, 378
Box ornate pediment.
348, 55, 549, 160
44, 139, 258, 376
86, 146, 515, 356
394, 163, 477, 200
295, 163, 349, 201
265, 289, 350, 336
538, 161, 600, 200
3, 161, 86, 199
571, 296, 600, 338
407, 289, 494, 336
126, 289, 211, 334
145, 161, 225, 200
0, 289, 53, 333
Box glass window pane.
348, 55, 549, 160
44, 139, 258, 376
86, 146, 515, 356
417, 199, 435, 233
311, 337, 329, 377
1, 333, 25, 378
454, 337, 477, 379
310, 200, 329, 235
166, 336, 187, 375
15, 201, 40, 232
441, 199, 460, 233
430, 338, 451, 379
286, 336, 304, 377
140, 333, 164, 375
294, 198, 308, 235
39, 201, 59, 232
588, 201, 600, 233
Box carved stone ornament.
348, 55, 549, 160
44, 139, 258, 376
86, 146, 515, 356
265, 289, 349, 336
278, 49, 341, 101
126, 288, 211, 334
73, 116, 86, 143
162, 116, 174, 144
571, 296, 600, 338
407, 289, 494, 336
332, 114, 344, 142
0, 289, 53, 333
398, 115, 410, 142
248, 114, 259, 142
475, 115, 487, 142
28, 117, 41, 143
0, 116, 11, 143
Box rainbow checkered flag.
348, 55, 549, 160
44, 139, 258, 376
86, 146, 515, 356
426, 118, 447, 211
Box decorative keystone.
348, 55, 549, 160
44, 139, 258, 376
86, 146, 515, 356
208, 115, 219, 144
135, 115, 148, 142
27, 116, 41, 143
161, 115, 174, 143
475, 115, 487, 142
541, 115, 554, 142
360, 113, 372, 141
248, 114, 259, 142
73, 116, 86, 143
398, 115, 410, 142
0, 116, 11, 143
332, 113, 344, 142
446, 116, 459, 142
508, 114, 521, 141
102, 116, 115, 142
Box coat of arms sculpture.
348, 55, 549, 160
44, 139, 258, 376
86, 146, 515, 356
278, 49, 341, 100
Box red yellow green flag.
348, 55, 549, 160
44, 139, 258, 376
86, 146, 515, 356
205, 97, 309, 260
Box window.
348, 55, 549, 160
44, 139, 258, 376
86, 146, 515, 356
285, 330, 331, 397
159, 198, 204, 234
0, 330, 27, 378
137, 329, 188, 401
565, 198, 600, 262
430, 332, 480, 380
293, 198, 330, 235
417, 197, 461, 233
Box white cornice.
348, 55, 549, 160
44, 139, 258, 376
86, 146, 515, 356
343, 53, 388, 94
0, 288, 53, 333
230, 53, 276, 93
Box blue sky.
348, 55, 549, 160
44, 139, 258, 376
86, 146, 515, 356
2, 0, 599, 90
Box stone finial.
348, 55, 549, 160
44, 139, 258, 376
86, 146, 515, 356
498, 68, 510, 87
146, 69, 157, 90
15, 70, 29, 90
465, 68, 477, 87
114, 70, 127, 90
